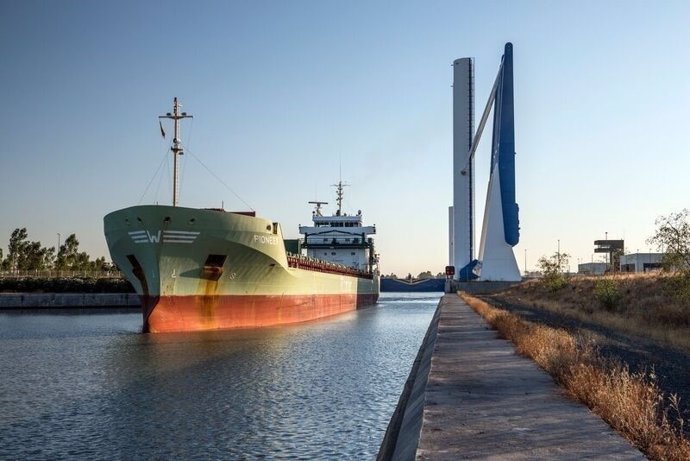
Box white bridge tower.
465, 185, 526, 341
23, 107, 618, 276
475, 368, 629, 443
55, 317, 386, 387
449, 43, 521, 282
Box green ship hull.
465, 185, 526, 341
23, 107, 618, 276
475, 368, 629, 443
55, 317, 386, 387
104, 205, 379, 332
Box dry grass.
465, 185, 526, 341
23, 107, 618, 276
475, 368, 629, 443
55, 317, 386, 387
498, 273, 690, 353
461, 292, 690, 461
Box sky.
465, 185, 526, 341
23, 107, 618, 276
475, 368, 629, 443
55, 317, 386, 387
1, 0, 689, 277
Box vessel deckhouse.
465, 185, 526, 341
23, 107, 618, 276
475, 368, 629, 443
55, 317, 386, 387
299, 181, 377, 272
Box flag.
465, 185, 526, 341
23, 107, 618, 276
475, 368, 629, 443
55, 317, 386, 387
159, 120, 166, 138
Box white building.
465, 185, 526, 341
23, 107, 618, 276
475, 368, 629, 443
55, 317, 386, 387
619, 253, 664, 273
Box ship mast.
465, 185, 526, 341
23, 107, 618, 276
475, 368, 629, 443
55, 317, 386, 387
331, 180, 348, 215
159, 97, 193, 207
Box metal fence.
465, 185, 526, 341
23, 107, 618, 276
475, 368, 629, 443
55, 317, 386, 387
0, 270, 124, 279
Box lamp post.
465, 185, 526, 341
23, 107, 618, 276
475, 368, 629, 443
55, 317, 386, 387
56, 233, 61, 275
557, 239, 560, 271
605, 231, 609, 266
524, 248, 527, 275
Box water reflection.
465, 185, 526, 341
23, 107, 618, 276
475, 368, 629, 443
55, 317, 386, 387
0, 293, 440, 459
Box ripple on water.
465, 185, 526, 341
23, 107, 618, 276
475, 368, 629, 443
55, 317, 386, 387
0, 293, 440, 459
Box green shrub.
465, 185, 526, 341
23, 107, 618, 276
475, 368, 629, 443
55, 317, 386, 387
595, 278, 622, 310
538, 252, 570, 292
543, 273, 569, 292
663, 274, 690, 302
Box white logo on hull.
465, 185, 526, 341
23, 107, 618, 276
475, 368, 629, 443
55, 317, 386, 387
253, 234, 279, 245
128, 230, 200, 244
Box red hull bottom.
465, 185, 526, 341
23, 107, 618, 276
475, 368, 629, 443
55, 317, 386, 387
140, 293, 379, 333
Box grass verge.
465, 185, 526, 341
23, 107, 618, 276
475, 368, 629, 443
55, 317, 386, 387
496, 274, 690, 353
460, 292, 690, 461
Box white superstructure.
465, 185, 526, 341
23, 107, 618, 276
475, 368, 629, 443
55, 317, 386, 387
298, 181, 378, 273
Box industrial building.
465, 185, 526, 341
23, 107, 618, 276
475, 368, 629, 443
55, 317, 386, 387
619, 253, 664, 273
578, 253, 664, 274
577, 262, 609, 275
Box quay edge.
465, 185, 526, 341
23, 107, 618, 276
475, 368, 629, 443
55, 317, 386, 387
378, 294, 645, 460
0, 293, 139, 309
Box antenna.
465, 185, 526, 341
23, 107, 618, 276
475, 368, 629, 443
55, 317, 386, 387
159, 97, 193, 207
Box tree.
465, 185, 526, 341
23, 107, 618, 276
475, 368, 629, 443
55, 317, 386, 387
56, 234, 92, 271
2, 228, 112, 274
3, 228, 54, 271
91, 257, 113, 272
21, 241, 54, 271
6, 228, 28, 271
538, 251, 570, 275
647, 209, 690, 275
417, 271, 433, 279
537, 251, 570, 291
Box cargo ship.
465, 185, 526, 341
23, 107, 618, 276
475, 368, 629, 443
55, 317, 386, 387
103, 98, 379, 333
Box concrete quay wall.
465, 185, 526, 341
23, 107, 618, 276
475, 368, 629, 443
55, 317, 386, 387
378, 294, 644, 460
377, 298, 441, 460
0, 293, 140, 309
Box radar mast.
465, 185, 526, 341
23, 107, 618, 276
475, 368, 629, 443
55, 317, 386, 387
331, 180, 349, 216
159, 98, 193, 207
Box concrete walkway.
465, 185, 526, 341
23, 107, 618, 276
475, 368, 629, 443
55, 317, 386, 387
415, 294, 645, 460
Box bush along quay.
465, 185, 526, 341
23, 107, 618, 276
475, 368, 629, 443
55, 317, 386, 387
460, 292, 690, 461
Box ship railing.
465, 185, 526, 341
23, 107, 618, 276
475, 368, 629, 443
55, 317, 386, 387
286, 253, 373, 279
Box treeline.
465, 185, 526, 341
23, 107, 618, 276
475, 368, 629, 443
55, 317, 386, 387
0, 228, 112, 273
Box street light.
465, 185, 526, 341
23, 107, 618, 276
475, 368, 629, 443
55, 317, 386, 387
604, 232, 609, 266
557, 239, 561, 271
56, 233, 62, 275
524, 248, 527, 275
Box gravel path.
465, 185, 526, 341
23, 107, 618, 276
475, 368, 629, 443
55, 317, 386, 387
482, 294, 690, 433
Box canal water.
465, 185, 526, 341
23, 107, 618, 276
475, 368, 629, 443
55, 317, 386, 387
0, 292, 440, 460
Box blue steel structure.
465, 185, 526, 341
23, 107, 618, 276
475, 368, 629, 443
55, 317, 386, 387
494, 43, 519, 247
457, 42, 519, 281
